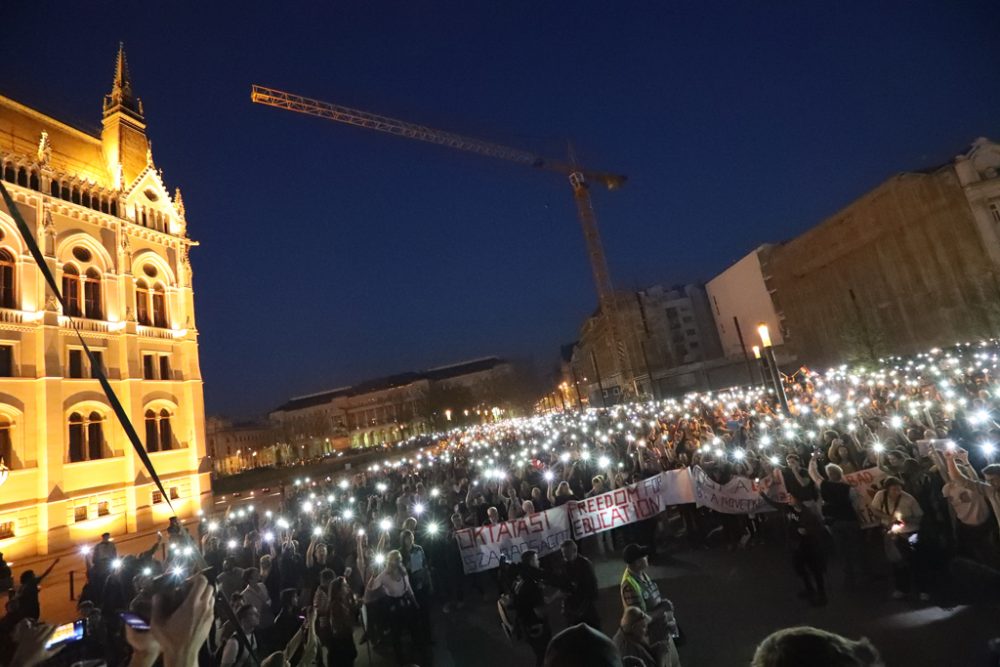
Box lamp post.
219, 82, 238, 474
752, 345, 768, 389
757, 323, 789, 414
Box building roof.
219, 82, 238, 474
274, 357, 508, 413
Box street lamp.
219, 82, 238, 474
757, 322, 789, 414
757, 323, 772, 348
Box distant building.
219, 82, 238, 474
271, 357, 514, 450
706, 244, 791, 362
767, 137, 1000, 366
206, 416, 278, 477
0, 47, 207, 559
568, 284, 725, 403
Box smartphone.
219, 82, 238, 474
45, 619, 85, 649
120, 612, 150, 632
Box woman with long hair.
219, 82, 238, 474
328, 576, 359, 667
365, 549, 419, 664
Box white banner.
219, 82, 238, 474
568, 469, 694, 539
691, 466, 786, 514
842, 466, 886, 528
455, 506, 572, 574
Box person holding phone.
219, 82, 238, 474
9, 557, 60, 623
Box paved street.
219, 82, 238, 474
21, 521, 1000, 665
388, 544, 999, 667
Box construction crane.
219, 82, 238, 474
250, 84, 641, 399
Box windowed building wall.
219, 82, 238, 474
0, 47, 207, 559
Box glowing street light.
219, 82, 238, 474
757, 323, 772, 348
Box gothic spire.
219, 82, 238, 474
103, 42, 143, 120
174, 187, 186, 219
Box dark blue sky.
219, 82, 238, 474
6, 2, 1000, 418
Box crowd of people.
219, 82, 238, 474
2, 340, 1000, 666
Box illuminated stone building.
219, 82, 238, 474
271, 357, 513, 450
0, 46, 208, 558
206, 416, 277, 477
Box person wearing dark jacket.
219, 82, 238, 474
10, 558, 59, 622
559, 540, 601, 631
513, 551, 553, 666
760, 487, 831, 606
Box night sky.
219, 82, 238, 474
5, 3, 1000, 418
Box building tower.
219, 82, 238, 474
0, 46, 207, 559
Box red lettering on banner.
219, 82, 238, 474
457, 529, 475, 549
496, 521, 512, 540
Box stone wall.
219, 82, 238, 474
768, 168, 1000, 367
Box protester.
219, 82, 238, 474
544, 622, 624, 667
751, 626, 884, 667
8, 558, 60, 623
760, 487, 831, 606
613, 606, 681, 667
808, 454, 865, 586
559, 539, 601, 631
219, 603, 261, 667
365, 548, 420, 664
870, 477, 927, 600
513, 550, 553, 666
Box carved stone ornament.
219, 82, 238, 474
42, 210, 54, 235
45, 294, 58, 312
37, 131, 51, 165
120, 232, 130, 254
126, 305, 135, 322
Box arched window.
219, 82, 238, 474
82, 191, 91, 209
62, 265, 82, 317
110, 201, 118, 217
0, 249, 16, 309
0, 417, 12, 469
60, 184, 70, 201
83, 268, 102, 320
145, 410, 159, 452
68, 412, 85, 462
87, 412, 103, 460
145, 409, 175, 452
71, 187, 80, 205
28, 171, 39, 191
50, 180, 60, 197
2, 164, 13, 182
16, 168, 26, 187
101, 198, 109, 214
151, 283, 167, 328
136, 279, 151, 325
159, 409, 172, 451
68, 411, 108, 462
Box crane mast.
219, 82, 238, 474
251, 84, 640, 400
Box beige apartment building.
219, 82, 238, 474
0, 47, 208, 558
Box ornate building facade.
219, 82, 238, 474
206, 416, 278, 477
271, 357, 514, 452
0, 46, 208, 558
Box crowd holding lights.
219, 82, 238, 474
43, 340, 1000, 665
164, 340, 1000, 596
